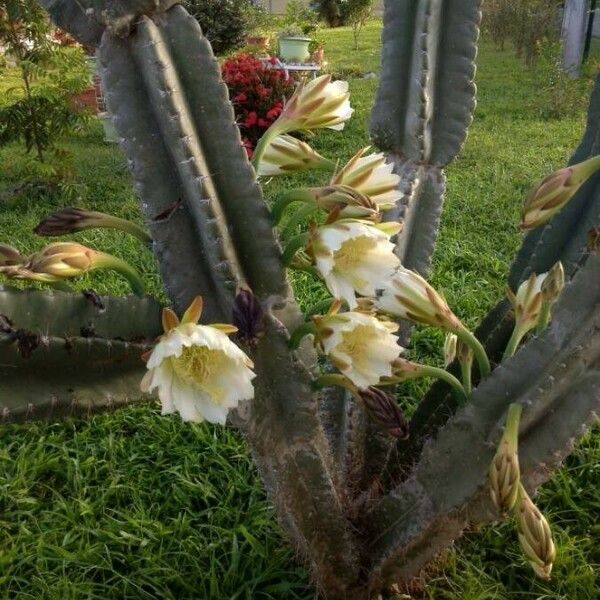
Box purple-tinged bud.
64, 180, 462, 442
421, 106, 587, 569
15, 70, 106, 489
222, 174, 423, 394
359, 387, 409, 439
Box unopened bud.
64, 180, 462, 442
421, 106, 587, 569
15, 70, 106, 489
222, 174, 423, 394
232, 288, 265, 345
34, 207, 152, 244
489, 403, 521, 513
521, 155, 600, 231
540, 261, 564, 305
507, 272, 547, 334
378, 267, 463, 332
0, 244, 25, 267
22, 242, 145, 296
359, 387, 409, 439
515, 484, 556, 580
444, 333, 458, 366
257, 134, 333, 177
312, 184, 380, 220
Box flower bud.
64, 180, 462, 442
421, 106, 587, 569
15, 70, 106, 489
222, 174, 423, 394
507, 272, 547, 335
330, 147, 401, 210
489, 403, 521, 514
0, 244, 25, 267
232, 288, 265, 345
377, 267, 463, 332
34, 207, 152, 244
359, 387, 409, 439
311, 184, 380, 220
515, 484, 556, 580
23, 242, 145, 296
520, 155, 600, 231
257, 134, 332, 177
444, 333, 458, 366
540, 261, 564, 305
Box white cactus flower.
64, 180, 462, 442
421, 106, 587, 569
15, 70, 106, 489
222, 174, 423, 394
377, 266, 462, 331
331, 147, 401, 209
310, 219, 401, 309
316, 311, 402, 389
257, 134, 331, 177
141, 297, 255, 425
275, 74, 353, 133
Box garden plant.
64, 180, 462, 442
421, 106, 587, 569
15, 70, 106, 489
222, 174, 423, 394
1, 1, 599, 599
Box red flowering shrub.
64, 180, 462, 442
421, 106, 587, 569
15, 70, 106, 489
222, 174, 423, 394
221, 53, 296, 157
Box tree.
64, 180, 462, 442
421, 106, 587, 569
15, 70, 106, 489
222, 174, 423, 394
0, 0, 88, 161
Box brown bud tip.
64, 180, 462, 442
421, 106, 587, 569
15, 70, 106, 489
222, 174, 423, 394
359, 387, 409, 439
34, 207, 89, 236
232, 288, 265, 345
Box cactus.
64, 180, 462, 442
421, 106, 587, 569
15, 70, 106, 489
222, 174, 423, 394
0, 1, 595, 597
0, 286, 161, 422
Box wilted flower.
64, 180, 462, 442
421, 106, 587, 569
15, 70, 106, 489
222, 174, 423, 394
520, 155, 600, 231
489, 403, 522, 514
308, 219, 401, 309
444, 333, 458, 367
141, 296, 256, 424
256, 134, 333, 176
330, 147, 401, 209
359, 386, 409, 439
313, 311, 402, 389
377, 267, 462, 332
10, 242, 145, 296
0, 244, 25, 267
515, 484, 556, 580
34, 207, 152, 244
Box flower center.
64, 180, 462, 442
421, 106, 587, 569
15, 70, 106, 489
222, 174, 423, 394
333, 236, 375, 272
338, 325, 375, 363
170, 345, 229, 400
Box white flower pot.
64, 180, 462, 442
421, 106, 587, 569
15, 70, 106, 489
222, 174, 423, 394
98, 112, 119, 143
278, 37, 312, 63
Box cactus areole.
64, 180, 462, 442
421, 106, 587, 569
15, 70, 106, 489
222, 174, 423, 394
0, 1, 597, 598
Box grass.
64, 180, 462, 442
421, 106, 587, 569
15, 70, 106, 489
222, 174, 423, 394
1, 19, 599, 599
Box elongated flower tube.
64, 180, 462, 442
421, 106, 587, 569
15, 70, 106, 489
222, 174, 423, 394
489, 403, 522, 514
520, 154, 600, 231
504, 271, 548, 359
252, 75, 353, 167
330, 147, 401, 209
34, 207, 152, 244
382, 357, 467, 400
515, 484, 556, 580
19, 242, 145, 296
308, 219, 401, 309
0, 243, 25, 267
141, 296, 256, 424
378, 267, 491, 376
256, 134, 333, 177
537, 261, 565, 333
311, 311, 402, 389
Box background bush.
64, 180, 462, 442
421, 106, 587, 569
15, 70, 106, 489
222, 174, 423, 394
184, 0, 256, 55
221, 53, 296, 153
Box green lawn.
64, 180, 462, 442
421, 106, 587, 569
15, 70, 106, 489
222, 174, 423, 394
1, 20, 599, 599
